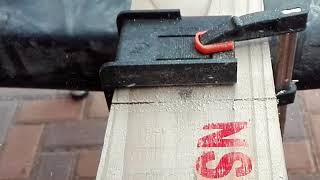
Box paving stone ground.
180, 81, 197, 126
0, 89, 108, 180
0, 88, 319, 179
284, 90, 320, 179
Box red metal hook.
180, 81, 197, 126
194, 31, 235, 55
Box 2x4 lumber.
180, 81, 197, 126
97, 0, 287, 179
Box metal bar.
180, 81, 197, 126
275, 33, 298, 135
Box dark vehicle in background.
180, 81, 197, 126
0, 0, 319, 90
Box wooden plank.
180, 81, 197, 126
96, 0, 287, 179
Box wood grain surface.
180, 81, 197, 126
96, 0, 287, 179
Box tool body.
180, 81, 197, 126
100, 6, 308, 89
100, 10, 237, 89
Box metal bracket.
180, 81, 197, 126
276, 82, 297, 106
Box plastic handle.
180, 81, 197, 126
200, 5, 309, 45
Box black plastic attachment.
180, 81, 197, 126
100, 10, 237, 89
276, 82, 297, 106
200, 5, 309, 44
100, 8, 308, 90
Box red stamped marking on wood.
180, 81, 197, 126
195, 121, 252, 179
198, 121, 248, 147
195, 151, 252, 179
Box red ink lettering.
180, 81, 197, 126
195, 151, 252, 179
197, 121, 248, 147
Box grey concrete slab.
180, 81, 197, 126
0, 101, 17, 147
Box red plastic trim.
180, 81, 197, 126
194, 31, 235, 55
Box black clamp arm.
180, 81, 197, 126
200, 5, 309, 45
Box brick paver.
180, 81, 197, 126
42, 120, 106, 149
301, 90, 320, 115
76, 150, 101, 179
86, 92, 109, 120
284, 93, 308, 140
285, 89, 320, 179
284, 140, 316, 173
34, 152, 76, 180
288, 174, 320, 180
16, 98, 84, 123
0, 88, 69, 101
310, 115, 320, 159
0, 125, 43, 180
